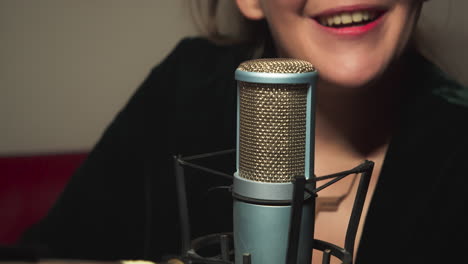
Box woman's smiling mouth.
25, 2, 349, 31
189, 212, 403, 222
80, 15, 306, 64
312, 6, 388, 36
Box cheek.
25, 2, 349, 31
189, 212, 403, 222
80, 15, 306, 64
262, 0, 305, 9
261, 0, 307, 27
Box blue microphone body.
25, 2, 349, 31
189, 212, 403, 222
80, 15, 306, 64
233, 197, 315, 264
233, 59, 318, 264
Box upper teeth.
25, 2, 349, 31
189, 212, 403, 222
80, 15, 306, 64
319, 10, 377, 27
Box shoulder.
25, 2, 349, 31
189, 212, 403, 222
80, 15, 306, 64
155, 37, 250, 99
401, 51, 468, 144
410, 51, 468, 108
125, 37, 252, 115
157, 37, 252, 74
390, 51, 468, 184
136, 37, 252, 102
172, 37, 243, 54
154, 38, 251, 154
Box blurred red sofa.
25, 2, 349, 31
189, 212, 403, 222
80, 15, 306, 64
0, 152, 88, 245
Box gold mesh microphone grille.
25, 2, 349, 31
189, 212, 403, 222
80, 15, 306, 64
237, 58, 315, 73
237, 58, 314, 183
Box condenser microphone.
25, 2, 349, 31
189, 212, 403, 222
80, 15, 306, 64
232, 58, 318, 264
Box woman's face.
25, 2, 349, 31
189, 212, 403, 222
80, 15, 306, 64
236, 0, 423, 89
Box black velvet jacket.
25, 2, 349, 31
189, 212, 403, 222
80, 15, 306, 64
19, 37, 468, 263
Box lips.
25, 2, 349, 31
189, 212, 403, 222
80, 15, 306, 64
312, 6, 388, 34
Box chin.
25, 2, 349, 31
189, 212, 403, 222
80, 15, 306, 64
316, 61, 389, 91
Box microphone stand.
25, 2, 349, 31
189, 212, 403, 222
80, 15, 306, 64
173, 150, 374, 264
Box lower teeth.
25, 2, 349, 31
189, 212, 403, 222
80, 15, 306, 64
330, 19, 375, 28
